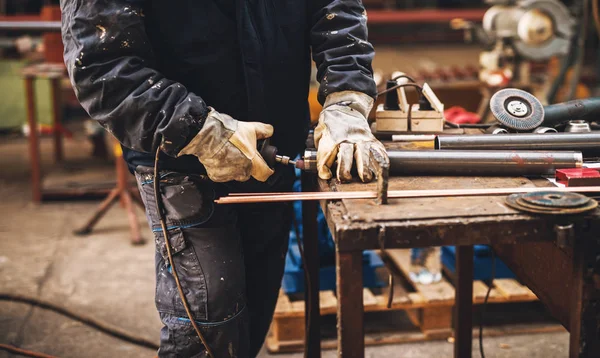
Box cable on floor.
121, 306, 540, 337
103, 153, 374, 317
0, 343, 59, 358
0, 293, 159, 350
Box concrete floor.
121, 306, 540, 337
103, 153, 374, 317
0, 135, 570, 358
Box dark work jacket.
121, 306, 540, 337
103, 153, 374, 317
61, 0, 376, 173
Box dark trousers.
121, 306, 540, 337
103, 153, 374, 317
135, 166, 294, 357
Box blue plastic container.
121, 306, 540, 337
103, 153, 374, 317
282, 174, 385, 294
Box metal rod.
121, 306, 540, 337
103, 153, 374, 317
0, 21, 61, 32
435, 133, 600, 153
215, 186, 600, 204
388, 150, 582, 176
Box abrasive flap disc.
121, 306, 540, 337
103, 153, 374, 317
490, 88, 545, 131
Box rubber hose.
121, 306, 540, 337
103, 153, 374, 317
0, 293, 159, 350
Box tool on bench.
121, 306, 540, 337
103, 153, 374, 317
258, 139, 317, 173
258, 136, 390, 204
556, 168, 600, 187
490, 88, 545, 131
543, 97, 600, 130
505, 191, 598, 215
490, 88, 600, 132
375, 75, 445, 133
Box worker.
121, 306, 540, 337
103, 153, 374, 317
60, 0, 387, 356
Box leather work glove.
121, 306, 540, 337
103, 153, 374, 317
315, 91, 388, 183
178, 108, 274, 182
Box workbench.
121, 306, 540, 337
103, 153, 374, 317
309, 141, 600, 358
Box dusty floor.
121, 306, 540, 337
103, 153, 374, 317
0, 135, 570, 358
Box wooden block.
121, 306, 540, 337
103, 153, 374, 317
417, 281, 455, 303
406, 306, 452, 337
363, 288, 379, 307
275, 290, 292, 315
385, 290, 412, 307
494, 279, 532, 300
270, 315, 305, 342
522, 286, 538, 300
420, 306, 453, 336
291, 300, 305, 313
408, 292, 425, 305
473, 280, 502, 302
473, 280, 488, 301
319, 290, 338, 311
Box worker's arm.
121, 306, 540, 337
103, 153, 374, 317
310, 0, 377, 104
309, 0, 386, 183
61, 0, 273, 182
61, 0, 206, 156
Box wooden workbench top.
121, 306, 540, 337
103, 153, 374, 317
316, 140, 599, 252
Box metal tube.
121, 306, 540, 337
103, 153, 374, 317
0, 21, 61, 32
435, 132, 600, 153
388, 150, 582, 176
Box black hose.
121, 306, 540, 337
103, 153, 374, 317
0, 293, 159, 350
153, 148, 215, 358
479, 249, 496, 358
0, 343, 59, 358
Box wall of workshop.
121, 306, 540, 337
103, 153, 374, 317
0, 60, 52, 130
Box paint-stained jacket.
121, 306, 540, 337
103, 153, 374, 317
61, 0, 376, 172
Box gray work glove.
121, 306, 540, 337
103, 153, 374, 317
178, 108, 274, 182
315, 91, 388, 183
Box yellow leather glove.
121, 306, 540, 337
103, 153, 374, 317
178, 108, 274, 182
315, 91, 387, 183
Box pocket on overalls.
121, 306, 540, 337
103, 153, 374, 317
154, 227, 209, 320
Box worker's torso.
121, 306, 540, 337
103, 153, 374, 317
124, 0, 312, 172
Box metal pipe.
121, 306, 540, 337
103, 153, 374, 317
0, 21, 61, 32
435, 133, 600, 153
388, 150, 582, 176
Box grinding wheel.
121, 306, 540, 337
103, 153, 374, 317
520, 191, 590, 208
490, 88, 545, 131
505, 192, 598, 215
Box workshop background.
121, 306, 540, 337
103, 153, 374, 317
0, 0, 599, 358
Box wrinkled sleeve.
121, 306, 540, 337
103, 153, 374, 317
61, 0, 208, 156
310, 0, 377, 105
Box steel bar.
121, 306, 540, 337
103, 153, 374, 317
388, 150, 582, 176
435, 133, 600, 152
0, 21, 61, 32
215, 186, 600, 204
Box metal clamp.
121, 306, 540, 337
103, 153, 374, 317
370, 147, 390, 205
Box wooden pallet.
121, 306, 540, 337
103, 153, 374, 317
266, 249, 562, 353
